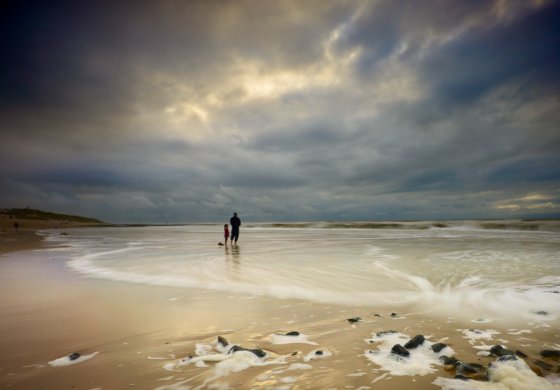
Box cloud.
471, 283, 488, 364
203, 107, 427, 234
418, 1, 560, 108
494, 190, 560, 213
0, 0, 559, 222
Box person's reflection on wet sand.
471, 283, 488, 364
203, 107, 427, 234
231, 245, 240, 262
225, 245, 241, 278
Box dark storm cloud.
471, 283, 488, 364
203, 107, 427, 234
420, 0, 560, 107
0, 1, 130, 112
333, 0, 494, 78
250, 122, 347, 152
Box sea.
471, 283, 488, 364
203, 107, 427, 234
44, 219, 560, 325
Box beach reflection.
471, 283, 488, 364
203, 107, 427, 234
225, 245, 241, 278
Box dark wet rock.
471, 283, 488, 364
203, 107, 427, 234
391, 344, 410, 358
456, 362, 485, 375
490, 345, 514, 357
373, 314, 383, 317
440, 356, 459, 367
390, 312, 398, 317
515, 350, 528, 358
347, 317, 362, 324
431, 343, 447, 353
496, 355, 518, 362
528, 363, 545, 376
454, 375, 469, 381
229, 345, 266, 358
68, 352, 81, 361
532, 359, 553, 373
489, 345, 504, 355
404, 335, 425, 349
315, 350, 324, 356
535, 310, 548, 316
456, 362, 486, 380
540, 349, 560, 360
376, 330, 397, 337
217, 336, 229, 347
285, 331, 300, 336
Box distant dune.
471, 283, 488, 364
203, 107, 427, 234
0, 208, 104, 224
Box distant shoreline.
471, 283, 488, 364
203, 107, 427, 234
0, 217, 108, 255
2, 216, 559, 256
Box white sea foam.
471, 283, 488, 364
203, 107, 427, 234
53, 224, 560, 323
507, 329, 531, 335
48, 352, 98, 366
287, 363, 312, 371
459, 329, 501, 343
433, 357, 560, 389
195, 343, 213, 356
162, 337, 291, 388
364, 332, 454, 377
303, 349, 332, 362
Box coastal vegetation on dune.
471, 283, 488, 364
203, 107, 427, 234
0, 208, 104, 224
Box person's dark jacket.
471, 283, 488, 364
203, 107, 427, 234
230, 216, 241, 231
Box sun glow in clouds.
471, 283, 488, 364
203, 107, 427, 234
495, 193, 560, 212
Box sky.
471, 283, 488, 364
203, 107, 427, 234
1, 0, 559, 223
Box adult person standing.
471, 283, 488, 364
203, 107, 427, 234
229, 212, 241, 245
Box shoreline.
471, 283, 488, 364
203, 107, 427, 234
0, 217, 109, 255
0, 230, 44, 254
1, 225, 559, 389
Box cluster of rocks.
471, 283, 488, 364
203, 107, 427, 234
379, 329, 560, 381
438, 347, 560, 382
347, 312, 559, 383
171, 332, 327, 371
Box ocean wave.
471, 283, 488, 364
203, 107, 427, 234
66, 251, 560, 324
53, 223, 560, 324
250, 220, 560, 232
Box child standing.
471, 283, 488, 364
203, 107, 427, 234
224, 224, 229, 245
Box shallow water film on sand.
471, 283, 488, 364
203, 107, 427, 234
61, 221, 560, 323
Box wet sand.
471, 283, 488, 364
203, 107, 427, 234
1, 240, 559, 389
0, 217, 106, 254
1, 221, 559, 389
0, 230, 44, 254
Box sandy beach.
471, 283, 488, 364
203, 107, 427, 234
1, 222, 559, 390
0, 215, 106, 254
0, 219, 45, 254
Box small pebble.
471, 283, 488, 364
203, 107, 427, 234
68, 352, 81, 361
